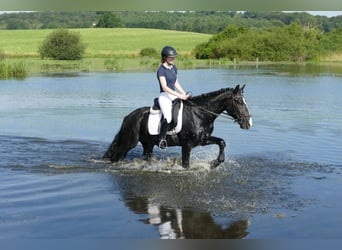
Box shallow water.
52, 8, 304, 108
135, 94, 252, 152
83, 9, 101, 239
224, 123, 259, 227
0, 68, 342, 238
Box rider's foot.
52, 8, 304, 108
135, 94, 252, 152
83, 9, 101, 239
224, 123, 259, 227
158, 139, 167, 149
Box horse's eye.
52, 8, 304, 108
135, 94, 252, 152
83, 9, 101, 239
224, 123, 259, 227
235, 98, 244, 104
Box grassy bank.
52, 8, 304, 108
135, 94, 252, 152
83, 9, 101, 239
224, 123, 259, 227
320, 52, 342, 62
3, 56, 342, 78
0, 60, 27, 79
1, 57, 212, 76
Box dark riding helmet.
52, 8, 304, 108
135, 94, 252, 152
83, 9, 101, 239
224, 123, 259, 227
161, 46, 177, 59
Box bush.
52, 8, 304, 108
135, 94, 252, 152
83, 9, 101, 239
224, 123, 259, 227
140, 48, 158, 58
194, 24, 323, 62
39, 29, 86, 60
104, 56, 124, 71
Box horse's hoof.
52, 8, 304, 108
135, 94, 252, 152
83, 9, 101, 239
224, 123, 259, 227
181, 163, 190, 169
210, 160, 221, 169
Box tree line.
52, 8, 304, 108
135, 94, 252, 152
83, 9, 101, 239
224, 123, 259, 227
194, 24, 342, 61
1, 11, 342, 34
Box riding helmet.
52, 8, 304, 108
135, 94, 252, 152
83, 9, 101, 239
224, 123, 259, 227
161, 46, 178, 58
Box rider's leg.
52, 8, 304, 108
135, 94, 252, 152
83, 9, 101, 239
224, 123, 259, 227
158, 118, 170, 149
158, 93, 173, 149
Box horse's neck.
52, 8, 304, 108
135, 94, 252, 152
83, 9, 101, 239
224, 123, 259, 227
205, 92, 232, 114
190, 92, 232, 121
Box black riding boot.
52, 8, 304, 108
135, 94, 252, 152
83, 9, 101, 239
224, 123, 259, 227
159, 119, 170, 149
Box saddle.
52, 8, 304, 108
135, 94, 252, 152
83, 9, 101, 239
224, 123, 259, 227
148, 98, 183, 135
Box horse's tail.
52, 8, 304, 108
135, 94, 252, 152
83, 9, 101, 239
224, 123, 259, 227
103, 107, 147, 162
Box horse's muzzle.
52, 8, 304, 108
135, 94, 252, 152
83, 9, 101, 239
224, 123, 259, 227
240, 117, 252, 130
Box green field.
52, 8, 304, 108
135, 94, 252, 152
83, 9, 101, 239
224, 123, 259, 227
0, 28, 212, 76
0, 28, 211, 57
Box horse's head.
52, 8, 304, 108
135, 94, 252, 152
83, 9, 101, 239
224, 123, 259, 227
227, 84, 252, 130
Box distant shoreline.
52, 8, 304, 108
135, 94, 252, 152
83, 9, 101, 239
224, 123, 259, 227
2, 57, 342, 79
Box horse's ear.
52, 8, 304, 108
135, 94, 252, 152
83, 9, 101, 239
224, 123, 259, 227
233, 85, 240, 94
241, 84, 246, 92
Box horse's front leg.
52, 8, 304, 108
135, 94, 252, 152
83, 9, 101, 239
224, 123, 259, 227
205, 136, 226, 169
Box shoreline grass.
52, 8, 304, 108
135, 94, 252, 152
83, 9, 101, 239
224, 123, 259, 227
3, 56, 342, 78
0, 60, 27, 79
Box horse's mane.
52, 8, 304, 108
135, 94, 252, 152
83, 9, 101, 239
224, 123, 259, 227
188, 88, 234, 104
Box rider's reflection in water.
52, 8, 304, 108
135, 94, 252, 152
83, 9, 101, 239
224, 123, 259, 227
127, 197, 249, 239
147, 203, 182, 239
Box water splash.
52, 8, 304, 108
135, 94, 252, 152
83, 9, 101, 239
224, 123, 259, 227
1, 135, 338, 219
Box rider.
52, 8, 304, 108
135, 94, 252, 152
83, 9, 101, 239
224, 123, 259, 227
157, 46, 189, 149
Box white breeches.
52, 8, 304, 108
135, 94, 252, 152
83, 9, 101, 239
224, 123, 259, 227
158, 92, 177, 123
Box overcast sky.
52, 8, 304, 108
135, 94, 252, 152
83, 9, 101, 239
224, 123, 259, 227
0, 11, 342, 17
294, 11, 342, 17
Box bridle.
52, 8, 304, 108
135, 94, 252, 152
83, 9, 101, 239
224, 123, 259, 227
186, 94, 251, 123
229, 94, 252, 123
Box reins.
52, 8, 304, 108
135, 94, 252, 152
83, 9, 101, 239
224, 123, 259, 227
185, 99, 238, 122
185, 92, 252, 123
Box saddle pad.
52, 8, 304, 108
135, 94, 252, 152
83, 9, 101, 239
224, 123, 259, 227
148, 101, 183, 136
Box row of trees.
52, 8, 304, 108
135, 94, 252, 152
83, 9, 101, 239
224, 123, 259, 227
0, 11, 98, 29
1, 11, 342, 34
194, 24, 342, 61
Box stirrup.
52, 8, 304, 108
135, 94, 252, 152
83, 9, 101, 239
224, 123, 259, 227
158, 139, 168, 149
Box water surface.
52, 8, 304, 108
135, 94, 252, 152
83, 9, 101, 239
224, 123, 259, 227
1, 67, 341, 238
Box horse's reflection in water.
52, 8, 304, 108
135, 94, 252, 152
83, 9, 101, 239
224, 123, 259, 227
125, 197, 249, 239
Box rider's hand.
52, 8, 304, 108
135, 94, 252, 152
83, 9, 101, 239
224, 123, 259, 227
179, 93, 189, 100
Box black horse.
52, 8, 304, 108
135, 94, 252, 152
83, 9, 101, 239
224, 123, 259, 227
103, 84, 252, 169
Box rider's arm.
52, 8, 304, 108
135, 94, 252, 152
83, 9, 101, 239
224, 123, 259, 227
159, 76, 188, 100
175, 80, 187, 96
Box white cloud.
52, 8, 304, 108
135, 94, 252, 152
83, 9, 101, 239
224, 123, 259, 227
307, 11, 342, 17
285, 11, 342, 17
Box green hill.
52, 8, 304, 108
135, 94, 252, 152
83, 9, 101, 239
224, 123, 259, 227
0, 28, 211, 57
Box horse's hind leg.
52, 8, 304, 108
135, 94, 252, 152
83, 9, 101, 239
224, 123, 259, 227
142, 142, 154, 160
181, 144, 192, 169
